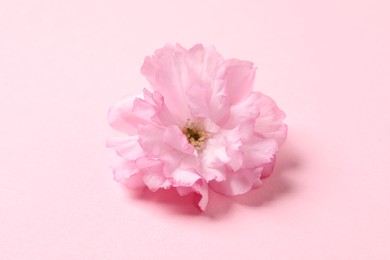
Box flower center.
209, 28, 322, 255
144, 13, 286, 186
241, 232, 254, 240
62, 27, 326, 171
182, 120, 207, 150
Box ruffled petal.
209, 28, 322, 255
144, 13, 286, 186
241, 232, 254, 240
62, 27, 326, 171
112, 160, 145, 189
254, 94, 287, 145
240, 136, 278, 169
108, 96, 147, 135
224, 92, 287, 145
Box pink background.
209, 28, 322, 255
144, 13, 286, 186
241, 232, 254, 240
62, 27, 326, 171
1, 0, 389, 259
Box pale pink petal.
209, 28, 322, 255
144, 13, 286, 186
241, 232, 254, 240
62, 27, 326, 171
224, 92, 287, 145
255, 94, 287, 145
141, 44, 191, 124
163, 125, 195, 155
106, 136, 143, 160
108, 96, 147, 135
135, 157, 162, 170
261, 156, 276, 178
209, 168, 263, 196
138, 125, 172, 156
172, 168, 201, 187
201, 136, 230, 169
176, 187, 193, 196
201, 127, 243, 171
142, 88, 177, 126
143, 172, 167, 192
223, 92, 262, 129
240, 136, 278, 169
112, 160, 145, 189
192, 181, 209, 211
186, 83, 209, 118
184, 44, 225, 84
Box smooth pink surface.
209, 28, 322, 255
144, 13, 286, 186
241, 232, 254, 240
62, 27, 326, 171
1, 0, 389, 259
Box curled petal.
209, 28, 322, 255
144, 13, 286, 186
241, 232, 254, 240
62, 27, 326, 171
192, 180, 209, 211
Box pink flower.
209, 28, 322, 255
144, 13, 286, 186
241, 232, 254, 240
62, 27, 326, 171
108, 44, 287, 211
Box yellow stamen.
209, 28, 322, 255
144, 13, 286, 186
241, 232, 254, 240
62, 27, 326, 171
181, 120, 207, 150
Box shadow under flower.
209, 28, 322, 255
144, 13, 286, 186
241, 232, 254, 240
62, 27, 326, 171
126, 187, 203, 216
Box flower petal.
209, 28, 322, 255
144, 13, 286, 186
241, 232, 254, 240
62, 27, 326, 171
172, 168, 201, 187
141, 44, 191, 123
163, 125, 195, 155
106, 136, 143, 160
143, 172, 166, 192
192, 181, 209, 211
138, 125, 172, 156
209, 168, 263, 196
255, 94, 287, 145
224, 92, 287, 145
108, 96, 147, 135
224, 59, 256, 104
261, 156, 276, 178
142, 88, 177, 126
112, 160, 145, 189
240, 136, 278, 169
